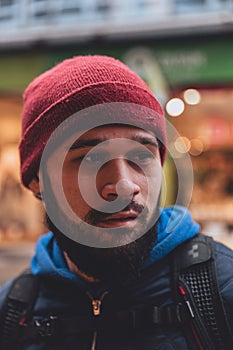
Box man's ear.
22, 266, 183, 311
29, 177, 43, 200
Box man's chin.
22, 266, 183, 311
84, 221, 143, 247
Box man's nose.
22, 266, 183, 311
100, 159, 140, 201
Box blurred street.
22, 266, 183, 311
0, 242, 34, 286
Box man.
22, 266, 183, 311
0, 55, 233, 350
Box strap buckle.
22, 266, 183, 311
153, 303, 184, 324
176, 302, 185, 323
34, 315, 58, 337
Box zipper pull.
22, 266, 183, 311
92, 299, 102, 316
86, 291, 109, 316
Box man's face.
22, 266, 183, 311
45, 124, 162, 245
43, 124, 162, 283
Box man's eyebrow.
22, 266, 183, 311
69, 138, 109, 150
131, 135, 159, 147
68, 135, 158, 151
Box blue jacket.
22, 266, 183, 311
0, 206, 233, 349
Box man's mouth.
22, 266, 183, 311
85, 201, 145, 228
97, 211, 139, 228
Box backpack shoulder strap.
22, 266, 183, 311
0, 269, 39, 350
171, 234, 233, 350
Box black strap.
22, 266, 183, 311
0, 270, 38, 350
19, 302, 186, 340
172, 234, 233, 350
0, 270, 186, 343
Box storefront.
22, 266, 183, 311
166, 87, 233, 244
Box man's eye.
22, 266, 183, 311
129, 151, 154, 163
81, 152, 108, 164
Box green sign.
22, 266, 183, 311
0, 36, 232, 93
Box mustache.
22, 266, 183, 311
85, 200, 144, 225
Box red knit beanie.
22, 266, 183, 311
19, 55, 166, 188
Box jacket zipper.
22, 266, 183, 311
86, 290, 109, 350
91, 331, 97, 350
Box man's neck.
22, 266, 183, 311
63, 251, 100, 283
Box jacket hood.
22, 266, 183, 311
144, 205, 200, 267
31, 206, 200, 283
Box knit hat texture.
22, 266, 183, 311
20, 55, 166, 188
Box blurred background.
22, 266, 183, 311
0, 0, 232, 285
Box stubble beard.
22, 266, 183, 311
45, 208, 159, 287
43, 174, 160, 286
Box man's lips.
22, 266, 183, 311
96, 211, 139, 227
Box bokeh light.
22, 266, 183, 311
166, 98, 185, 117
174, 136, 191, 153
190, 138, 205, 156
183, 89, 201, 105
